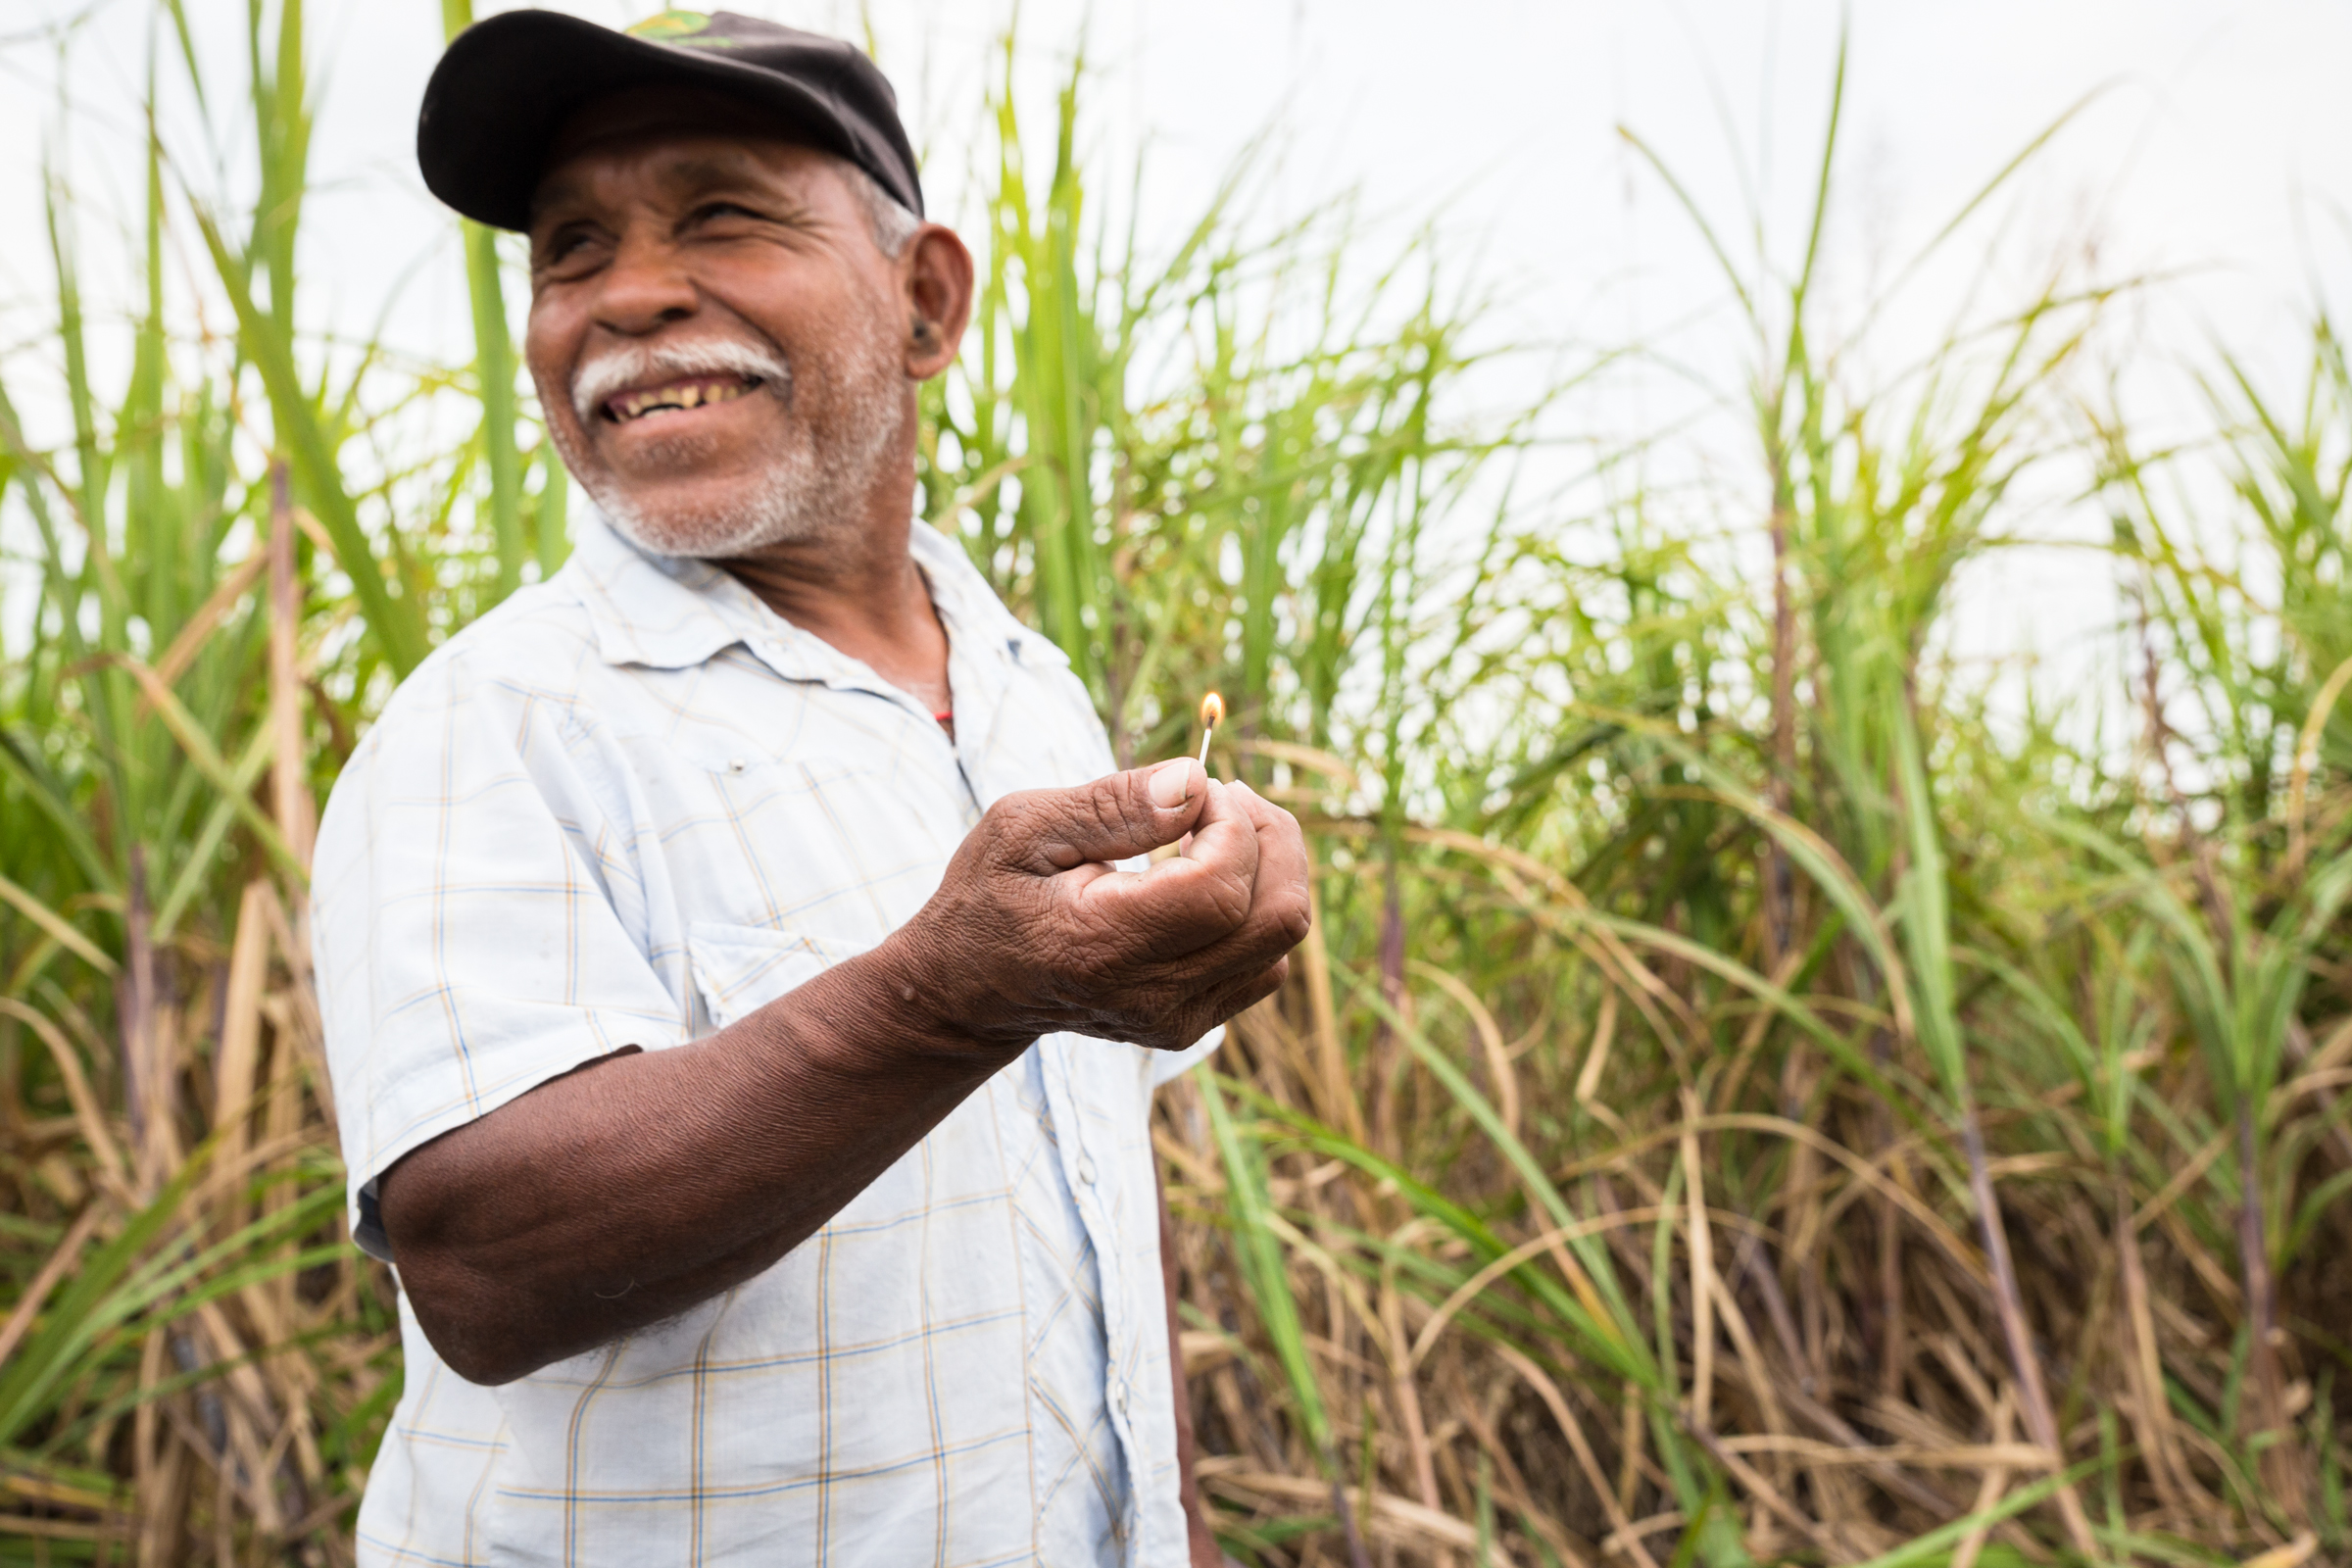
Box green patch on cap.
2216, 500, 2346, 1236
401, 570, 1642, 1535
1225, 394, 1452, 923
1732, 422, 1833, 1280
625, 12, 727, 43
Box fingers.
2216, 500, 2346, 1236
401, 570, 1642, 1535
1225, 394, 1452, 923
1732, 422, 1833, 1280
1072, 780, 1261, 956
1126, 955, 1293, 1054
1076, 780, 1308, 981
1169, 781, 1310, 968
1226, 781, 1312, 949
1200, 953, 1292, 1024
1167, 774, 1262, 892
934, 760, 1312, 1052
1006, 758, 1207, 874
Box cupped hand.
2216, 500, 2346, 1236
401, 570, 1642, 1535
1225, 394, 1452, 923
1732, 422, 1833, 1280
889, 757, 1311, 1054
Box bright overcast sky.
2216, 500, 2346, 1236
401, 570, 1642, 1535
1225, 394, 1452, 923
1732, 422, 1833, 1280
4, 0, 2350, 719
8, 1, 2345, 381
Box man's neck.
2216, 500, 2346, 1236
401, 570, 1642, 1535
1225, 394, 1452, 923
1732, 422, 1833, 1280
716, 477, 955, 719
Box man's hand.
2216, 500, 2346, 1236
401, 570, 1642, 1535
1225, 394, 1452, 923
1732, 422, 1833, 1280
885, 757, 1311, 1055
377, 755, 1309, 1386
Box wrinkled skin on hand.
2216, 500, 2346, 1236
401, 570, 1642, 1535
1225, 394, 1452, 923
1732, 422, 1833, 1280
375, 755, 1307, 1389
891, 756, 1312, 1055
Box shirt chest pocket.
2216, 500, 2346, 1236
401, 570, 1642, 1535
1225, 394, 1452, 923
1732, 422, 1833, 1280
687, 919, 877, 1031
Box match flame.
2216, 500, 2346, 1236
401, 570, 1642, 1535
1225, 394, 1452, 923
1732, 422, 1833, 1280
1200, 691, 1225, 728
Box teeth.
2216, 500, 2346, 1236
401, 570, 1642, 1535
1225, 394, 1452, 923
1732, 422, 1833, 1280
609, 378, 756, 422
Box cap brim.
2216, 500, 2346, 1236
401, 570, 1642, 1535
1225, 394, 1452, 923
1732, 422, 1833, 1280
418, 10, 910, 231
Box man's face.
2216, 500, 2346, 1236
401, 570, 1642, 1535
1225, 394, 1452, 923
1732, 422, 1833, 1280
525, 89, 913, 559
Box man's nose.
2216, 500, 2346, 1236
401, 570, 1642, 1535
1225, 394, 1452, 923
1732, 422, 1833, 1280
589, 231, 698, 335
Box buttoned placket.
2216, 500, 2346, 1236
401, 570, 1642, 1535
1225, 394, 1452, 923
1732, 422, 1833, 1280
662, 537, 1171, 1558
735, 550, 1162, 1548
925, 567, 1162, 1559
1035, 1031, 1146, 1546
928, 565, 1022, 818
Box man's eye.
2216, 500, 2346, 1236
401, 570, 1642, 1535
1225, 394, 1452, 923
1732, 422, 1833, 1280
695, 202, 764, 224
538, 230, 598, 267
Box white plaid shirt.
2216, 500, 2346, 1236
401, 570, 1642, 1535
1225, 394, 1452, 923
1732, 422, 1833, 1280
314, 510, 1213, 1567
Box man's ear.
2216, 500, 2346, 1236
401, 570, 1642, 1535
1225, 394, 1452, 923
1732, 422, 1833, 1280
902, 224, 974, 379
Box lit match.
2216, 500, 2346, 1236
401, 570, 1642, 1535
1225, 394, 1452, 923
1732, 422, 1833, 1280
1197, 691, 1224, 771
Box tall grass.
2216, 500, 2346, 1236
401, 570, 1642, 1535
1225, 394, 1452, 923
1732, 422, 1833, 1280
3, 6, 2348, 1566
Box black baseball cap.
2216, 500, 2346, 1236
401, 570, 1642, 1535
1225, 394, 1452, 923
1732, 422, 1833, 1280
417, 9, 924, 233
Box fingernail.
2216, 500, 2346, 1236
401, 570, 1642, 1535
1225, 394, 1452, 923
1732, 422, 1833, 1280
1149, 758, 1196, 808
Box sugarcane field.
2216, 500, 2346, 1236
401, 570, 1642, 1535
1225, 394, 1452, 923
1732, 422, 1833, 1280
2, 3, 2350, 1565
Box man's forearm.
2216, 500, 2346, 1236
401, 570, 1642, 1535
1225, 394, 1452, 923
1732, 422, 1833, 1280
378, 934, 1022, 1385
374, 761, 1303, 1388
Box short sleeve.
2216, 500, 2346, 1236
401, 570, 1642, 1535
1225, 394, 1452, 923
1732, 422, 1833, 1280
312, 649, 691, 1260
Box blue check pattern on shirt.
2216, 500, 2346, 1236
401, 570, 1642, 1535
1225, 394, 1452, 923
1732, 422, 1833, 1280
313, 511, 1212, 1567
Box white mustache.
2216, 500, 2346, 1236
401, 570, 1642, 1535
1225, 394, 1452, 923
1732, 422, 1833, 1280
570, 337, 791, 425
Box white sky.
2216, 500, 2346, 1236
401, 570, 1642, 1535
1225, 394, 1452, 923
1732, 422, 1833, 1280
4, 0, 2349, 736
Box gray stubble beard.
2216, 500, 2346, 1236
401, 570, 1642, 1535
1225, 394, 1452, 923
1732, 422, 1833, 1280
543, 323, 909, 562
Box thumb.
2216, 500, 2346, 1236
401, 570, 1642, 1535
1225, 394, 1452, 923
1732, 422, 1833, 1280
1015, 758, 1207, 873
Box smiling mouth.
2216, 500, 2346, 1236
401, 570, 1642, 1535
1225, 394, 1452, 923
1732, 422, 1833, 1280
601, 375, 762, 424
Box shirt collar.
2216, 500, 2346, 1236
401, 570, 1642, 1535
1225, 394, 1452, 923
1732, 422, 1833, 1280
564, 506, 1069, 678
906, 520, 1069, 674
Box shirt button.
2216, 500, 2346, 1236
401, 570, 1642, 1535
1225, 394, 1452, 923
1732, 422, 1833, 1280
1076, 1152, 1098, 1186
1111, 1380, 1128, 1414
726, 758, 746, 773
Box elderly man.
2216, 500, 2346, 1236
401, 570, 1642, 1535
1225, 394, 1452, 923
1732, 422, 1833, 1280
313, 11, 1309, 1566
